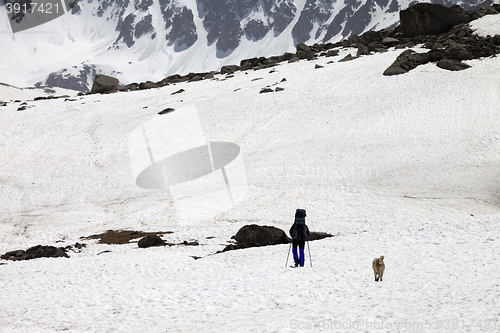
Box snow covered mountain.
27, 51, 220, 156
0, 0, 491, 91
1, 12, 500, 333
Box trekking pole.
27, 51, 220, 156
307, 240, 312, 267
285, 241, 292, 268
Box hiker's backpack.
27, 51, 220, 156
291, 209, 307, 240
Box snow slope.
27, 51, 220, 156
0, 15, 500, 333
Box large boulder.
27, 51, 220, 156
436, 59, 471, 71
138, 235, 165, 248
91, 74, 119, 94
400, 3, 471, 38
232, 224, 290, 247
221, 225, 334, 253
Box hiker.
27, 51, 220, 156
289, 209, 310, 267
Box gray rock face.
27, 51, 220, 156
162, 2, 198, 50
36, 64, 96, 92
135, 14, 154, 40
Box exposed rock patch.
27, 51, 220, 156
1, 243, 86, 261
81, 229, 173, 245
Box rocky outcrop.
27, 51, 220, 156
400, 3, 472, 38
384, 22, 500, 75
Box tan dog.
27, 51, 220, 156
372, 256, 385, 281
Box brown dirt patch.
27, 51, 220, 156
81, 230, 173, 245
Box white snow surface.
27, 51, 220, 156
1, 15, 500, 333
0, 84, 79, 102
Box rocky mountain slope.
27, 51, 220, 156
0, 0, 494, 91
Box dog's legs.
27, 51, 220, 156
374, 271, 379, 281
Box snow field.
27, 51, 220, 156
1, 16, 500, 332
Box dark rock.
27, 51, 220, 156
383, 49, 434, 76
121, 83, 140, 91
275, 87, 285, 92
279, 52, 295, 62
296, 43, 312, 53
449, 47, 473, 60
295, 51, 316, 60
232, 224, 290, 247
221, 243, 248, 252
436, 59, 471, 71
189, 75, 204, 82
432, 42, 444, 50
1, 245, 69, 261
493, 35, 500, 45
204, 72, 216, 80
260, 87, 274, 94
82, 230, 173, 245
158, 107, 174, 115
158, 74, 182, 86
240, 57, 261, 69
381, 37, 400, 47
400, 3, 471, 38
181, 240, 199, 246
0, 101, 6, 107
220, 65, 240, 74
91, 74, 119, 94
368, 43, 388, 52
471, 5, 499, 19
383, 65, 408, 76
139, 81, 159, 90
138, 235, 165, 248
315, 64, 324, 69
177, 75, 191, 83
357, 45, 370, 56
171, 89, 185, 95
324, 49, 339, 57
339, 54, 357, 62
307, 232, 334, 241
263, 58, 279, 66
